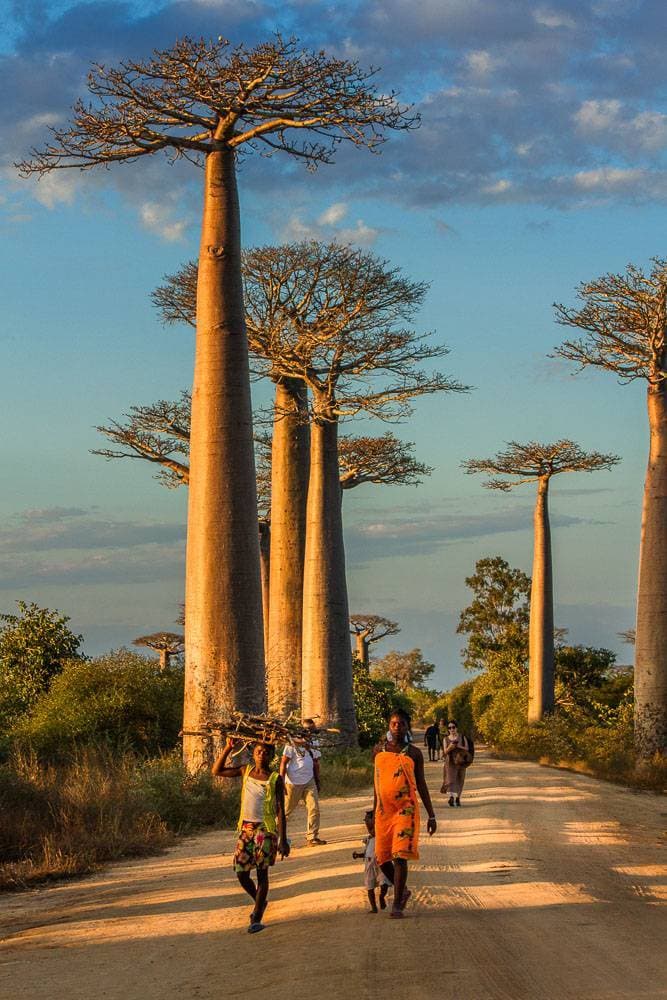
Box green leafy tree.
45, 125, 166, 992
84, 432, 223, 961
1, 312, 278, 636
370, 647, 435, 692
457, 556, 531, 672
556, 645, 616, 692
12, 650, 183, 758
0, 602, 82, 730
352, 661, 393, 748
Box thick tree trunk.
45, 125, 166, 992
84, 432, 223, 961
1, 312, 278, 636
267, 380, 310, 717
259, 520, 271, 667
159, 649, 169, 671
528, 476, 555, 723
301, 402, 357, 742
183, 147, 265, 769
635, 386, 667, 756
355, 633, 369, 668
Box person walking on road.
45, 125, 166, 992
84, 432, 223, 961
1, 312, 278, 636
374, 709, 437, 918
212, 738, 289, 934
280, 719, 327, 846
441, 720, 474, 807
423, 722, 439, 761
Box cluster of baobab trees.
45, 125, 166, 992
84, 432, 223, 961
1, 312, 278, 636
19, 34, 667, 760
19, 34, 467, 764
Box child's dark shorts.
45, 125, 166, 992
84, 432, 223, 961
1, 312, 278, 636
233, 822, 278, 873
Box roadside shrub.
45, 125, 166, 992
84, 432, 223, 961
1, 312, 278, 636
11, 650, 183, 758
0, 748, 239, 891
0, 602, 83, 736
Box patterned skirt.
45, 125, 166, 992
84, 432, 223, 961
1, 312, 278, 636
233, 821, 278, 873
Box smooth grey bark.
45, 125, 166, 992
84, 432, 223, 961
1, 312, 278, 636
267, 380, 310, 717
183, 148, 265, 769
301, 403, 357, 741
635, 386, 667, 755
528, 477, 555, 722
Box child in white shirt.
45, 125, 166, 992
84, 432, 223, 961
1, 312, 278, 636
352, 809, 391, 913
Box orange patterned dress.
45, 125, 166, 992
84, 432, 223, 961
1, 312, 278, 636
374, 747, 420, 864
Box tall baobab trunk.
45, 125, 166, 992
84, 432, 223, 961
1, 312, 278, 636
355, 632, 369, 668
159, 650, 169, 671
302, 400, 357, 741
528, 476, 555, 722
183, 147, 265, 769
259, 520, 271, 667
267, 380, 310, 717
635, 385, 667, 755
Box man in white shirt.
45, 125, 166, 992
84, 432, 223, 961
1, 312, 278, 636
279, 720, 327, 846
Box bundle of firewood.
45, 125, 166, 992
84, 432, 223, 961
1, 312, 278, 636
180, 711, 341, 753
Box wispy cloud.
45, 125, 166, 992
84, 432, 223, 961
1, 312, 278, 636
0, 508, 185, 589
345, 502, 587, 564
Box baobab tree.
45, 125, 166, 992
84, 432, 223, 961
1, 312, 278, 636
19, 36, 417, 765
245, 242, 468, 737
154, 258, 311, 719
463, 441, 619, 722
349, 614, 400, 668
133, 632, 184, 670
554, 259, 667, 755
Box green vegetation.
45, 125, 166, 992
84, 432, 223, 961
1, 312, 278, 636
11, 650, 183, 758
0, 748, 239, 891
438, 556, 667, 792
0, 602, 83, 735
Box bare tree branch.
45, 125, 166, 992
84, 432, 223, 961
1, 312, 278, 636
339, 433, 432, 489
552, 258, 667, 385
18, 35, 418, 176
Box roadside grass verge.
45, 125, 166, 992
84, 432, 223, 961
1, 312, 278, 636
319, 748, 374, 797
0, 748, 239, 892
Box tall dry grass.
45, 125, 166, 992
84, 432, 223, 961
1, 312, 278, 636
0, 747, 239, 891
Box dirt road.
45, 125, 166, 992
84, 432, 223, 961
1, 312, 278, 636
1, 752, 665, 1000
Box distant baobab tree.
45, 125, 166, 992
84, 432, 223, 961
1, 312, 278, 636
554, 259, 667, 755
463, 441, 619, 722
349, 614, 400, 668
133, 632, 184, 670
19, 35, 417, 766
618, 628, 636, 646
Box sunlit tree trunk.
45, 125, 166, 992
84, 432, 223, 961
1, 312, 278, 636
635, 385, 667, 756
259, 520, 271, 667
159, 650, 169, 671
355, 632, 369, 667
267, 380, 310, 717
183, 148, 265, 769
528, 476, 554, 722
302, 395, 357, 741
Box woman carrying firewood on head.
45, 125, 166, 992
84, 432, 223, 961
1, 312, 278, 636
212, 737, 289, 934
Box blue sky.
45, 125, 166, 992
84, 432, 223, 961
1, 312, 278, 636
0, 0, 663, 686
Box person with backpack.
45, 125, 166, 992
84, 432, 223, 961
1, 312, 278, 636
440, 720, 475, 807
279, 719, 327, 846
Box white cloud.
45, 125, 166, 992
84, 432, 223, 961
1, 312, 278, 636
482, 178, 513, 195
573, 167, 645, 190
139, 201, 187, 242
534, 7, 576, 29
574, 99, 622, 132
280, 208, 380, 247
30, 171, 77, 209
318, 201, 348, 225
466, 50, 501, 76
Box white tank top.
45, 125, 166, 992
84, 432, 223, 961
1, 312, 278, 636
243, 776, 268, 823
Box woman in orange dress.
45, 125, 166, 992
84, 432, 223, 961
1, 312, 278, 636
374, 709, 437, 918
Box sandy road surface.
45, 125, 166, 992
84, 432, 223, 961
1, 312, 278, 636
1, 752, 665, 1000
